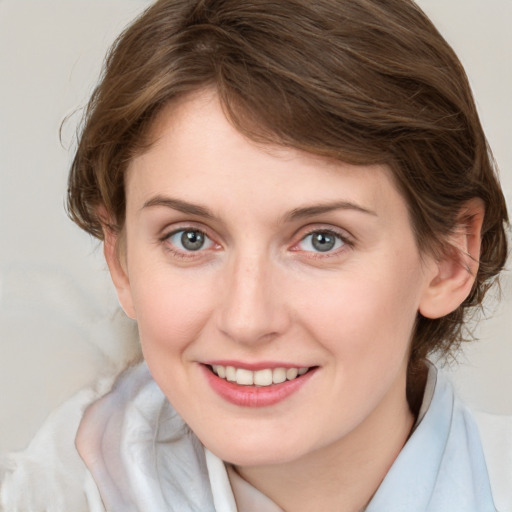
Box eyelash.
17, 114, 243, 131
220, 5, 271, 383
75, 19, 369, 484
159, 226, 353, 260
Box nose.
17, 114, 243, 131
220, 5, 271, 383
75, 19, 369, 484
216, 252, 290, 346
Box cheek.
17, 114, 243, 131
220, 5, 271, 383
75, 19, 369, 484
128, 264, 214, 356
297, 257, 424, 360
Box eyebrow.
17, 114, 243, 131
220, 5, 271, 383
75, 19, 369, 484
142, 196, 216, 219
141, 196, 376, 221
284, 201, 377, 222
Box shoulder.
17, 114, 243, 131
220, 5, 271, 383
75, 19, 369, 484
413, 365, 511, 511
0, 375, 115, 512
435, 368, 512, 511
473, 410, 512, 512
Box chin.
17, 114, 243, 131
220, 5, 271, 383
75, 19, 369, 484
203, 432, 311, 468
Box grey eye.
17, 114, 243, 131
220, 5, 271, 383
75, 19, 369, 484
167, 229, 213, 251
181, 230, 205, 250
311, 232, 336, 252
298, 231, 344, 253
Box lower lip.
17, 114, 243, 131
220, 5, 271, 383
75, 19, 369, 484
201, 365, 316, 407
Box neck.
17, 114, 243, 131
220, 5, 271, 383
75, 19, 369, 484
235, 374, 415, 512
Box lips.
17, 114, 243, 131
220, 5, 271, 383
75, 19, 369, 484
202, 363, 316, 407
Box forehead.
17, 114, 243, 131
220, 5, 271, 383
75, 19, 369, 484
125, 90, 409, 226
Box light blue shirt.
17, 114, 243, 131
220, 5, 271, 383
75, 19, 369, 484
365, 368, 496, 511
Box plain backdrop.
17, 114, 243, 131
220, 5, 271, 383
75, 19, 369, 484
1, 0, 511, 454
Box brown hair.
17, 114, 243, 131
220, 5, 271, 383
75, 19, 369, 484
67, 0, 509, 384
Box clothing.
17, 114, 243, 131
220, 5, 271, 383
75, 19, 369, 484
1, 362, 510, 511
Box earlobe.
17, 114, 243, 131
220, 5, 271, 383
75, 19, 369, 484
103, 225, 137, 320
419, 198, 484, 319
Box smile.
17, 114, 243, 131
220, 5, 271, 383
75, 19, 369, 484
210, 365, 309, 387
203, 363, 317, 407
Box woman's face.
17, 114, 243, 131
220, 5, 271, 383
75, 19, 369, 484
112, 90, 438, 467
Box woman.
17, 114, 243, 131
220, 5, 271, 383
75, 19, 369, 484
1, 0, 510, 510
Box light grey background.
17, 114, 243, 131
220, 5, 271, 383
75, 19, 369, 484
0, 0, 511, 454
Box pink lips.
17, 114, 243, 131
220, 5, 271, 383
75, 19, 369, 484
201, 363, 316, 407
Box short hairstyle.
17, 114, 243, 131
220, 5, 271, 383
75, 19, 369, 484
67, 0, 509, 390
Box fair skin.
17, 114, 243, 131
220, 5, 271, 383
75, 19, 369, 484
104, 90, 482, 512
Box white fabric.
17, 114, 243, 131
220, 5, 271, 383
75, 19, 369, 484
205, 450, 238, 512
1, 361, 511, 511
474, 411, 512, 512
76, 364, 215, 512
0, 378, 114, 512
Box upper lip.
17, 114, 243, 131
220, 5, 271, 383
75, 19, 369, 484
202, 360, 313, 371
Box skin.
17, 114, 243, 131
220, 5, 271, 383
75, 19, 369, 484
104, 90, 482, 512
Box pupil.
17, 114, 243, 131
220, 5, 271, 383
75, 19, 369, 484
181, 230, 204, 251
312, 232, 335, 252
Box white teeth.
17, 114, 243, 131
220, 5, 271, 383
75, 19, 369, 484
211, 364, 310, 386
254, 369, 273, 386
236, 368, 254, 385
286, 368, 298, 380
226, 366, 237, 382
272, 367, 287, 384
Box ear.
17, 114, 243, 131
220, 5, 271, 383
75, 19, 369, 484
419, 198, 484, 319
99, 208, 137, 320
